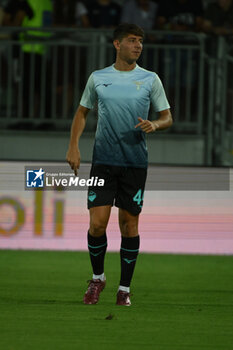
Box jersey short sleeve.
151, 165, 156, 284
150, 75, 170, 112
80, 73, 97, 109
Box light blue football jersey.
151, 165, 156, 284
80, 64, 170, 168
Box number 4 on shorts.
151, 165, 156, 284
133, 189, 144, 206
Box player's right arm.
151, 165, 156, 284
66, 73, 96, 175
66, 105, 90, 176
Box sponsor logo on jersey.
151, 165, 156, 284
96, 83, 112, 88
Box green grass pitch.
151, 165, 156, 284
0, 250, 232, 350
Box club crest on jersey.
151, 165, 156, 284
133, 81, 144, 90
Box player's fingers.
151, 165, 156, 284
143, 121, 156, 131
69, 161, 79, 172
135, 122, 143, 128
140, 122, 150, 131
144, 123, 153, 130
135, 117, 146, 129
142, 124, 154, 133
71, 163, 79, 176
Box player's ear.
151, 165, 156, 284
113, 39, 120, 50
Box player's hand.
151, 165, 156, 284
135, 117, 159, 133
66, 147, 80, 176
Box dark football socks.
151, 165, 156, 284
119, 235, 140, 289
87, 231, 107, 276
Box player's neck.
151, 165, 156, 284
114, 59, 137, 71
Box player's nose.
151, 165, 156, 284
135, 41, 142, 49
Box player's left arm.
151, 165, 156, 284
135, 109, 173, 133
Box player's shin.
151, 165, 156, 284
87, 231, 107, 281
119, 235, 140, 291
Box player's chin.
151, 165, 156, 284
133, 53, 141, 59
131, 52, 141, 59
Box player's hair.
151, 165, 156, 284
113, 23, 144, 41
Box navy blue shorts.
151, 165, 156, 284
87, 164, 147, 215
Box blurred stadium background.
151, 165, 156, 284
0, 27, 232, 253
0, 23, 233, 350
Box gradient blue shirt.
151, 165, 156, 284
80, 64, 170, 168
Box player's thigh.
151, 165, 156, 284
118, 208, 139, 237
87, 164, 117, 209
89, 205, 112, 236
115, 167, 147, 216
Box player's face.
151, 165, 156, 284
114, 34, 143, 64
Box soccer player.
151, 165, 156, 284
66, 23, 173, 306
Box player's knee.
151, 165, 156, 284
89, 221, 107, 237
120, 221, 138, 237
